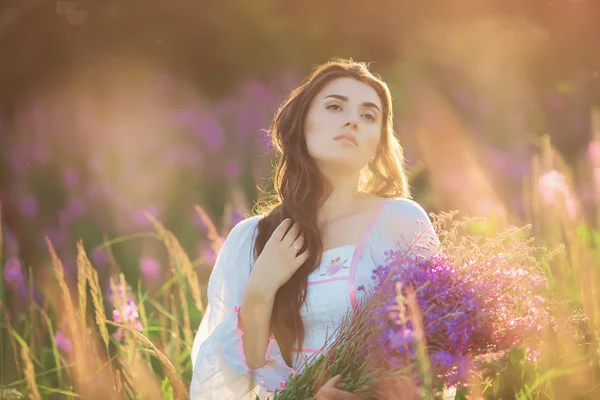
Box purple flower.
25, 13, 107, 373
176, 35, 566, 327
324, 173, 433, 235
91, 247, 109, 266
112, 299, 140, 323
40, 227, 68, 248
368, 250, 550, 387
58, 198, 85, 227
4, 257, 24, 284
55, 331, 73, 353
61, 167, 79, 187
431, 351, 460, 370
201, 248, 218, 267
139, 256, 160, 280
112, 298, 143, 340
20, 196, 38, 217
3, 257, 27, 297
230, 210, 245, 227
107, 282, 133, 307
388, 328, 416, 350
62, 258, 76, 275
180, 112, 225, 153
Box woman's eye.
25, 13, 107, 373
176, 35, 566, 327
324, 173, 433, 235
326, 104, 341, 111
362, 114, 375, 121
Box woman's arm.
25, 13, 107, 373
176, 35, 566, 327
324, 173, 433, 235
239, 280, 277, 369
238, 218, 308, 370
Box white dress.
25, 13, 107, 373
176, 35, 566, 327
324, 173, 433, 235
190, 198, 452, 399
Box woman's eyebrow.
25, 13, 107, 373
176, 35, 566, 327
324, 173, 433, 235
323, 94, 381, 113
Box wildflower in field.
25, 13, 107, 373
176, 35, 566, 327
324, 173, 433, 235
58, 198, 85, 227
61, 166, 79, 187
19, 195, 38, 218
107, 282, 134, 307
200, 247, 218, 268
537, 169, 578, 219
139, 256, 161, 281
112, 298, 143, 340
90, 246, 109, 266
55, 330, 73, 353
3, 256, 27, 297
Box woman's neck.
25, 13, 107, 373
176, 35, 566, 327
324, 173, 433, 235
318, 172, 368, 226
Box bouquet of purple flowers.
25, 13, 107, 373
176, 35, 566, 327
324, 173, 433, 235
273, 214, 554, 399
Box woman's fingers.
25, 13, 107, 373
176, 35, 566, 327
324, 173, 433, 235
272, 218, 293, 242
291, 234, 305, 253
316, 375, 361, 400
320, 387, 360, 400
324, 375, 342, 388
281, 222, 300, 248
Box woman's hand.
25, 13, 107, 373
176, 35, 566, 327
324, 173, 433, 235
248, 219, 309, 297
314, 375, 360, 400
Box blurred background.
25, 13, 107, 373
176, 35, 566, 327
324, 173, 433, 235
1, 0, 600, 398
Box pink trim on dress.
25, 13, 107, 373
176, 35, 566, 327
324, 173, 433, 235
348, 198, 389, 310
292, 347, 321, 354
232, 305, 296, 393
233, 306, 250, 372
308, 276, 349, 285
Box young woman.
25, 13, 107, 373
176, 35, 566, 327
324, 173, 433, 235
190, 59, 447, 399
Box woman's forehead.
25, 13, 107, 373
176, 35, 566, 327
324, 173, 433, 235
315, 77, 382, 108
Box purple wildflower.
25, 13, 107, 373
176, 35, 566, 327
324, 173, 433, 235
91, 247, 109, 266
20, 196, 38, 218
61, 167, 79, 187
369, 251, 551, 387
139, 256, 160, 280
58, 198, 85, 227
201, 248, 218, 267
194, 114, 226, 152
55, 331, 73, 353
3, 257, 27, 297
107, 282, 134, 307
112, 298, 143, 340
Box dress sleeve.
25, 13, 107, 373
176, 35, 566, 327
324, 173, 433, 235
374, 198, 440, 265
190, 216, 295, 400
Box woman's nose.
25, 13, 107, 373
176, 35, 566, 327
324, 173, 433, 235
344, 116, 359, 130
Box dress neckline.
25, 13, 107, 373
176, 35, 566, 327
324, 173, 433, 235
320, 197, 390, 257
322, 244, 356, 256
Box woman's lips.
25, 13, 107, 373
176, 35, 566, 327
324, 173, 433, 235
333, 133, 358, 147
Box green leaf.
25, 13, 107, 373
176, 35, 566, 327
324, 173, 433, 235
38, 385, 79, 397
161, 377, 174, 400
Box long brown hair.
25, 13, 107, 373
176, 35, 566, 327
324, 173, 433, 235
253, 58, 410, 367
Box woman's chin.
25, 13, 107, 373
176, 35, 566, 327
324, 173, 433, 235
315, 156, 366, 174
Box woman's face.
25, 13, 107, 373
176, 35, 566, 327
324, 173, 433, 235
304, 77, 383, 173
